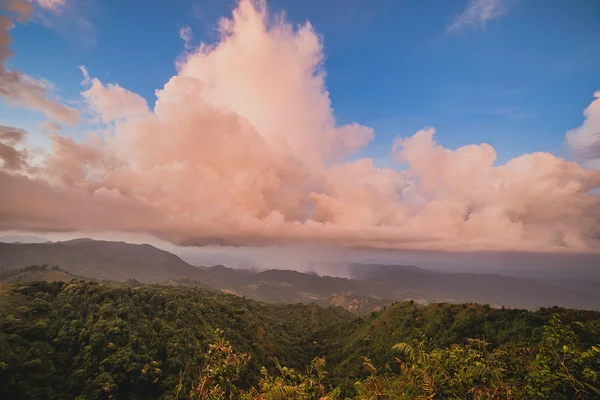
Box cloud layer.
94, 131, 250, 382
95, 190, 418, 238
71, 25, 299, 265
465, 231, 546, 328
1, 0, 600, 253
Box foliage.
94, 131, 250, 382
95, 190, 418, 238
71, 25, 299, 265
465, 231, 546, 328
1, 281, 599, 399
0, 281, 350, 399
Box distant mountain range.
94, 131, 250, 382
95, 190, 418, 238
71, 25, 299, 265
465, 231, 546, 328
1, 239, 599, 312
0, 238, 216, 285
0, 235, 51, 244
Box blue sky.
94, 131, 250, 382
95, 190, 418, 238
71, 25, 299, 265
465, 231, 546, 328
4, 0, 600, 166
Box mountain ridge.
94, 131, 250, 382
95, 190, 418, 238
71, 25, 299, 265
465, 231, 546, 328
1, 239, 598, 311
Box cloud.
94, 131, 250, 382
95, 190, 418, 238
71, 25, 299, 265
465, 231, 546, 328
40, 120, 62, 132
79, 65, 90, 84
0, 125, 28, 171
0, 169, 156, 232
447, 0, 510, 33
567, 91, 600, 169
33, 0, 66, 11
0, 0, 599, 253
0, 124, 26, 143
34, 0, 95, 47
179, 25, 193, 50
81, 75, 149, 122
0, 0, 80, 125
2, 0, 32, 17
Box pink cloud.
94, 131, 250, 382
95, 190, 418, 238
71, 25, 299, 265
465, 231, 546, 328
0, 0, 599, 253
81, 76, 149, 122
0, 125, 28, 171
0, 0, 80, 125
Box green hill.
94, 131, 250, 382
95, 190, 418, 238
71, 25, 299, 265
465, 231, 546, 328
1, 281, 599, 399
0, 281, 352, 399
0, 265, 81, 284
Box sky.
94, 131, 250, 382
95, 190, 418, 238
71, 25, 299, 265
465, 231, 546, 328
5, 0, 600, 164
1, 0, 600, 254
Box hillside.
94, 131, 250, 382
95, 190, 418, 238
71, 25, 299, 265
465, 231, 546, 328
0, 265, 80, 284
0, 281, 353, 399
1, 281, 599, 399
330, 300, 600, 380
0, 239, 218, 285
1, 239, 599, 311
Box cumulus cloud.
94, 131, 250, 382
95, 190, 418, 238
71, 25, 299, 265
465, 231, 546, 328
447, 0, 510, 33
0, 0, 79, 125
567, 91, 600, 169
81, 75, 149, 122
0, 0, 599, 253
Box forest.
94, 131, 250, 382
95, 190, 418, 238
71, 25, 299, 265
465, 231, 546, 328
1, 280, 599, 399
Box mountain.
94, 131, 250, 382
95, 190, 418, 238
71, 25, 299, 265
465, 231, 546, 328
0, 235, 51, 244
0, 239, 217, 285
1, 239, 599, 311
388, 251, 600, 297
346, 263, 599, 310
203, 261, 600, 310
172, 248, 255, 269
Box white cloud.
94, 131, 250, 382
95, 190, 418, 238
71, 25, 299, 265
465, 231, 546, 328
447, 0, 510, 33
179, 25, 193, 50
33, 0, 66, 11
79, 65, 90, 85
567, 91, 600, 169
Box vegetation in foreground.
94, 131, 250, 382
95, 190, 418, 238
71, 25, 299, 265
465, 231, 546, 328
0, 281, 599, 399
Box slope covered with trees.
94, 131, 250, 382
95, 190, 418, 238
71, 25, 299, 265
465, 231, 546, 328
0, 281, 599, 399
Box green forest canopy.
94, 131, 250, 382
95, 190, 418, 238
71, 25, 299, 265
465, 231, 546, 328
1, 281, 599, 399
